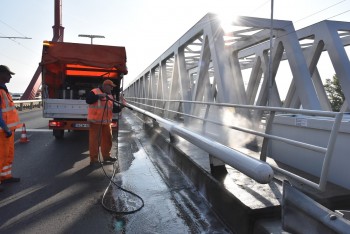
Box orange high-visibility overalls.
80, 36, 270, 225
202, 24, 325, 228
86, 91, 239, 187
87, 88, 114, 162
0, 89, 21, 181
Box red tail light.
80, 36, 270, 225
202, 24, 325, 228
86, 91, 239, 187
49, 121, 65, 127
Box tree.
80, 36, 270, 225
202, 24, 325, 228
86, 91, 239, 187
324, 75, 345, 112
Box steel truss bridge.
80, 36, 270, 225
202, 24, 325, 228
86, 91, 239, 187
125, 13, 350, 111
17, 10, 350, 233
123, 13, 350, 233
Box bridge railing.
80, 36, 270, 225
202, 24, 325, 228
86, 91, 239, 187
126, 97, 347, 191
14, 100, 42, 111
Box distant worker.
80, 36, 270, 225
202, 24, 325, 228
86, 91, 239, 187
86, 79, 122, 166
0, 65, 22, 192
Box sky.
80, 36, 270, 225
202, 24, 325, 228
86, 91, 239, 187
1, 0, 350, 94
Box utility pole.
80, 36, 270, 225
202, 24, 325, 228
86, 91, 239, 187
52, 0, 64, 42
78, 34, 105, 44
22, 0, 64, 100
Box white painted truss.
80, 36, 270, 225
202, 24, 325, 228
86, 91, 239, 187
124, 14, 350, 190
124, 13, 350, 118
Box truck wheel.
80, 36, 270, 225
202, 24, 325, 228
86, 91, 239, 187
53, 129, 64, 139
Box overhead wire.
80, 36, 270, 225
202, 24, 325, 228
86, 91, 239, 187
250, 0, 271, 14
0, 19, 38, 55
0, 39, 37, 68
293, 0, 347, 24
228, 0, 350, 59
0, 19, 29, 38
272, 0, 350, 40
216, 0, 350, 52
326, 9, 350, 20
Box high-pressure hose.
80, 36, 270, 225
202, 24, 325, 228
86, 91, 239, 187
96, 93, 144, 214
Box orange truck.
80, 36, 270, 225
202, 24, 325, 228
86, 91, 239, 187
40, 41, 128, 139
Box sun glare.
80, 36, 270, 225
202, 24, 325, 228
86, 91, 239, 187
216, 10, 239, 33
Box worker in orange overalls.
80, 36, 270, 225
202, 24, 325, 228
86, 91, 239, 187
0, 65, 22, 192
86, 79, 122, 166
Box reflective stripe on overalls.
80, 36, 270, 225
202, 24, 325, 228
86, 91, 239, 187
87, 88, 114, 124
0, 90, 21, 131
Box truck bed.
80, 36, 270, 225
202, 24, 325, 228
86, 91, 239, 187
43, 98, 120, 120
43, 99, 88, 119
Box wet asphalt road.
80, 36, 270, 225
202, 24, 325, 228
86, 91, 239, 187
0, 109, 230, 233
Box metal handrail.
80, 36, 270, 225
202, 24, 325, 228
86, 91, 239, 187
13, 100, 42, 111
128, 103, 274, 184
129, 100, 328, 154
126, 97, 347, 191
128, 97, 341, 117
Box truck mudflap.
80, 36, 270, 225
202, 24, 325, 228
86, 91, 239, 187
49, 119, 118, 131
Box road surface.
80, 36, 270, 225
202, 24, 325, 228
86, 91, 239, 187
0, 109, 230, 233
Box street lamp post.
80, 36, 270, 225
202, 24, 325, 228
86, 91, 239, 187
78, 34, 105, 44
268, 0, 274, 106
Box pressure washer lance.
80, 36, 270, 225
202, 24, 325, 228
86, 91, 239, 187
106, 95, 133, 111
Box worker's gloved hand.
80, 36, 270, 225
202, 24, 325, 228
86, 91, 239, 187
5, 130, 12, 138
120, 96, 127, 106
97, 93, 107, 99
